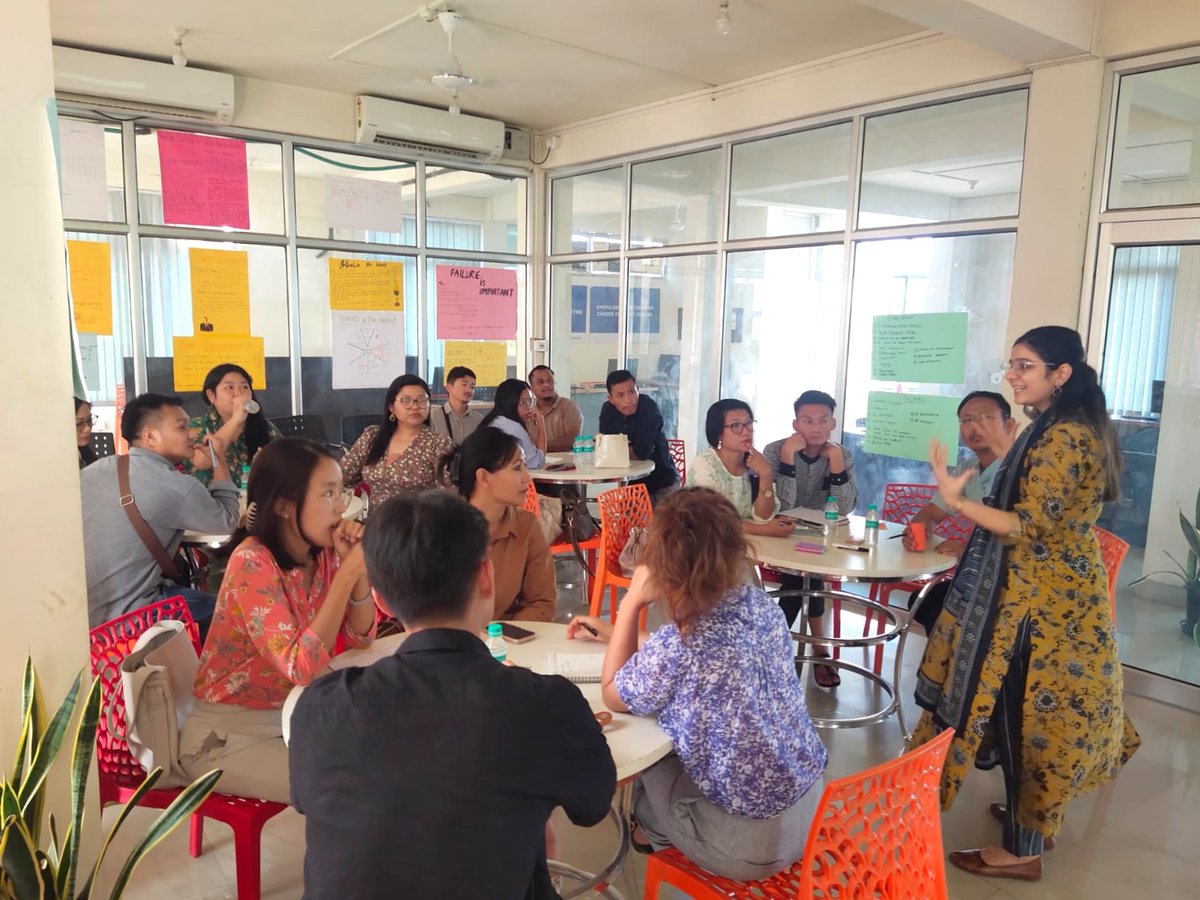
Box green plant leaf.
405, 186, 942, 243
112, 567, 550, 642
61, 676, 101, 900
0, 813, 47, 900
101, 770, 221, 900
0, 783, 20, 824
46, 814, 60, 867
35, 849, 59, 900
16, 670, 83, 843
10, 659, 36, 786
77, 768, 165, 900
54, 822, 73, 900
1178, 510, 1200, 563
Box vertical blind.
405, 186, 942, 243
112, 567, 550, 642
1101, 244, 1177, 418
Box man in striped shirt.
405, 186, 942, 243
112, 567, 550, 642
763, 390, 857, 688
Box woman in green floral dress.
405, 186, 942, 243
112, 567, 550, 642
184, 363, 281, 488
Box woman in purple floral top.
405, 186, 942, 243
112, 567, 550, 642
568, 488, 828, 880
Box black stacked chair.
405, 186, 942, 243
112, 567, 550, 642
90, 431, 116, 458
270, 415, 330, 444
340, 414, 385, 448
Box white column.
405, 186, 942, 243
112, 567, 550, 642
0, 0, 90, 754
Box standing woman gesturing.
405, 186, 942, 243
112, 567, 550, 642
912, 326, 1140, 882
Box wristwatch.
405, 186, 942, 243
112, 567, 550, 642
762, 487, 775, 499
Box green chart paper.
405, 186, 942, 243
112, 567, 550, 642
872, 312, 968, 383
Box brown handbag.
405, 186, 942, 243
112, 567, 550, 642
117, 454, 182, 582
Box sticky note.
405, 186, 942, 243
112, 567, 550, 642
67, 239, 113, 335
190, 248, 250, 336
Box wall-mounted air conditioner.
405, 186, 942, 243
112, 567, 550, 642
52, 46, 235, 124
355, 95, 504, 163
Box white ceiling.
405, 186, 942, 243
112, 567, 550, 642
49, 0, 928, 130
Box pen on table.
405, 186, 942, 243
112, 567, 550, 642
888, 532, 906, 539
576, 621, 599, 637
834, 543, 870, 553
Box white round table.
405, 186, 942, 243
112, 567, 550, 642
528, 453, 654, 489
182, 493, 364, 547
282, 621, 672, 898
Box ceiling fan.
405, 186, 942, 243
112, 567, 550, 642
428, 9, 476, 114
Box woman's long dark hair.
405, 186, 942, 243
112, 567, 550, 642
75, 397, 97, 467
365, 375, 432, 465
1015, 325, 1122, 501
479, 379, 530, 429
438, 427, 521, 500
247, 437, 336, 570
202, 363, 273, 460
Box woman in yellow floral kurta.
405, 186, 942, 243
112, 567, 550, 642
912, 326, 1139, 883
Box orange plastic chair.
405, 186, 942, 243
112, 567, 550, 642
666, 438, 687, 486
89, 597, 288, 900
1093, 524, 1129, 623
525, 482, 602, 596
590, 483, 653, 622
643, 727, 955, 900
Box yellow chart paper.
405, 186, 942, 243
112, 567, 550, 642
173, 335, 265, 391
190, 247, 250, 335
329, 258, 404, 311
67, 240, 113, 335
443, 341, 508, 387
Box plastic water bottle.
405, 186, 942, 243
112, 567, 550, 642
822, 495, 839, 544
575, 435, 594, 471
486, 622, 507, 663
865, 503, 880, 547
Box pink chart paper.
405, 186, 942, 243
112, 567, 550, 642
435, 265, 517, 341
158, 130, 250, 230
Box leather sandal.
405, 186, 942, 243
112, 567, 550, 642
811, 652, 841, 688
629, 817, 654, 854
949, 849, 1042, 881
988, 802, 1055, 849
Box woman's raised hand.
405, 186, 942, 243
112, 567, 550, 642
929, 438, 976, 512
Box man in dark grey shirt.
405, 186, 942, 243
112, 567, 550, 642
81, 393, 240, 630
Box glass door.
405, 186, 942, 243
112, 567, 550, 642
1090, 220, 1200, 699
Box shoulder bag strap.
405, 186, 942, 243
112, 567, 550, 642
117, 454, 180, 581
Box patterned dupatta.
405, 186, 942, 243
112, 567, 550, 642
914, 413, 1053, 732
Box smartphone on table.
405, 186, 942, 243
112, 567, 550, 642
500, 622, 536, 643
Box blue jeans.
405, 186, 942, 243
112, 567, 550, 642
156, 584, 216, 642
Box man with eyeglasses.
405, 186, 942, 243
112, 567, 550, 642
903, 390, 1017, 630
528, 365, 582, 453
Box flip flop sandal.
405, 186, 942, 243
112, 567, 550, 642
629, 817, 654, 854
812, 652, 841, 688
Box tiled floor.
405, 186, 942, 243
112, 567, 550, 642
97, 566, 1200, 899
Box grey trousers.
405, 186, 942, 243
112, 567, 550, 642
633, 754, 823, 882
179, 701, 291, 805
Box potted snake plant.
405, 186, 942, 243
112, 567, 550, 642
1129, 486, 1200, 640
0, 658, 221, 899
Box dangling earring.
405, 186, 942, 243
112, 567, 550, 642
717, 439, 723, 450
389, 413, 396, 422
1051, 385, 1063, 398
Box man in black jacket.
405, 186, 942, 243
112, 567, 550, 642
597, 369, 680, 503
289, 491, 616, 899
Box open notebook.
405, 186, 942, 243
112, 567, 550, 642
546, 652, 604, 684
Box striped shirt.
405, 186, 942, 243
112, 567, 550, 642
763, 439, 857, 515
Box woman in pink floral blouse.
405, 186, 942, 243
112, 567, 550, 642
340, 375, 453, 512
181, 437, 377, 803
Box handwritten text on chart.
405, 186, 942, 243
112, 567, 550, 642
173, 335, 265, 392
435, 265, 518, 340
329, 258, 404, 311
157, 131, 250, 230
190, 248, 251, 336
443, 340, 508, 387
871, 313, 968, 383
863, 391, 961, 463
324, 174, 406, 233
67, 239, 113, 335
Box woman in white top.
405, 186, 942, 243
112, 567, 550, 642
479, 378, 546, 470
690, 400, 794, 538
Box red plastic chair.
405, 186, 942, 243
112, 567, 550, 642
590, 483, 653, 622
643, 727, 955, 900
666, 438, 687, 486
525, 482, 602, 596
1093, 524, 1129, 623
89, 597, 288, 900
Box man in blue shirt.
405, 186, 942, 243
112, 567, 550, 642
289, 491, 615, 900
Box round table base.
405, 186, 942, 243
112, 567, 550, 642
798, 656, 898, 729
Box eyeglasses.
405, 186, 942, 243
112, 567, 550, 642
1001, 360, 1056, 374
395, 397, 431, 409
724, 419, 755, 434
519, 398, 536, 409
958, 414, 1003, 426
320, 487, 356, 510
75, 415, 97, 429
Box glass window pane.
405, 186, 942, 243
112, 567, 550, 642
729, 124, 851, 239
625, 255, 718, 451
57, 117, 125, 223
68, 233, 132, 419
135, 128, 284, 234
721, 246, 846, 442
842, 233, 1016, 512
548, 263, 613, 430
140, 238, 291, 416
297, 249, 419, 440
425, 167, 527, 254
630, 149, 723, 247
426, 258, 526, 402
859, 91, 1028, 228
550, 167, 624, 255
1109, 62, 1200, 210
294, 147, 416, 245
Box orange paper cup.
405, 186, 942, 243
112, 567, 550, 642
909, 521, 927, 551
